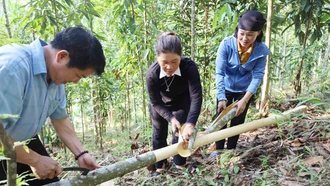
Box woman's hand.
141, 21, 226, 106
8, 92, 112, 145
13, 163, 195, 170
217, 100, 227, 113
170, 117, 181, 133
181, 123, 195, 142
234, 99, 248, 116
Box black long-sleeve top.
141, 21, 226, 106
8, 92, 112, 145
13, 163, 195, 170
146, 57, 202, 125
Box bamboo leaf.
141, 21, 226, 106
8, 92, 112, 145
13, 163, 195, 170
0, 114, 19, 119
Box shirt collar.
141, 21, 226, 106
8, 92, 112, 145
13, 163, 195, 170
159, 67, 181, 79
30, 39, 48, 75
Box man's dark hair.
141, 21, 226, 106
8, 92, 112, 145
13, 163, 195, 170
50, 26, 106, 76
155, 32, 182, 56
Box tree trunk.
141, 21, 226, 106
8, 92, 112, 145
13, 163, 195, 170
259, 0, 273, 116
80, 95, 85, 143
45, 106, 307, 186
91, 81, 100, 145
0, 122, 16, 186
294, 11, 312, 97
126, 73, 131, 135
279, 32, 288, 90
2, 0, 12, 38
202, 2, 210, 122
322, 33, 330, 76
140, 0, 148, 121
190, 0, 195, 61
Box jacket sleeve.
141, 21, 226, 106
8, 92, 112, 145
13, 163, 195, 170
186, 62, 202, 125
246, 55, 267, 94
215, 40, 228, 101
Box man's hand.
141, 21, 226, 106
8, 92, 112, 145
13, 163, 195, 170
77, 153, 101, 170
30, 155, 62, 179
170, 117, 181, 133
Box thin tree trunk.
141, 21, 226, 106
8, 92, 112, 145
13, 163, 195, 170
140, 0, 147, 121
80, 95, 85, 143
191, 0, 195, 60
259, 0, 273, 116
91, 81, 100, 145
126, 73, 131, 136
294, 11, 312, 97
0, 122, 16, 185
322, 33, 330, 76
2, 0, 12, 38
202, 2, 210, 122
279, 32, 288, 90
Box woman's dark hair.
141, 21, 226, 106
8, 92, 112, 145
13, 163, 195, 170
155, 32, 182, 56
50, 26, 106, 76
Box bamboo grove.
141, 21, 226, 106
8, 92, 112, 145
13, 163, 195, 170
0, 0, 330, 148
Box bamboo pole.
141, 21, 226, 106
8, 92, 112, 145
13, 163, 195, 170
45, 106, 306, 186
204, 107, 237, 134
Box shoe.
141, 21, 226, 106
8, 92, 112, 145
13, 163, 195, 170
187, 162, 198, 174
209, 151, 220, 158
151, 170, 162, 177
150, 161, 170, 177
168, 164, 185, 174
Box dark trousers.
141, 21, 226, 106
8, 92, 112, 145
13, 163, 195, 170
149, 105, 188, 169
215, 91, 253, 150
0, 135, 59, 185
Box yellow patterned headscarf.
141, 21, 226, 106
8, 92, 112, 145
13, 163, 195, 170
238, 40, 254, 65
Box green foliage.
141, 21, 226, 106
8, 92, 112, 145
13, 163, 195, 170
1, 0, 330, 184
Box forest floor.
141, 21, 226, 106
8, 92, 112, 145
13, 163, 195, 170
56, 99, 330, 186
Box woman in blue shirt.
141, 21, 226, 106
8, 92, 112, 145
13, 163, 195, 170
214, 10, 270, 153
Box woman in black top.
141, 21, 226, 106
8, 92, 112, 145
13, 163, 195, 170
146, 32, 202, 176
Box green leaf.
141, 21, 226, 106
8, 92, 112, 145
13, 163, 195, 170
219, 5, 227, 22
143, 48, 150, 60
225, 3, 232, 19
0, 114, 19, 119
321, 14, 330, 23
234, 164, 240, 174
47, 15, 57, 26
64, 0, 74, 6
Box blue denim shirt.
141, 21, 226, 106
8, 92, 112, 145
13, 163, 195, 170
215, 36, 270, 101
0, 39, 67, 141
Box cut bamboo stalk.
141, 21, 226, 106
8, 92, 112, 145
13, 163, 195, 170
178, 105, 236, 157
188, 122, 198, 151
204, 107, 237, 134
178, 103, 236, 157
45, 105, 306, 186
